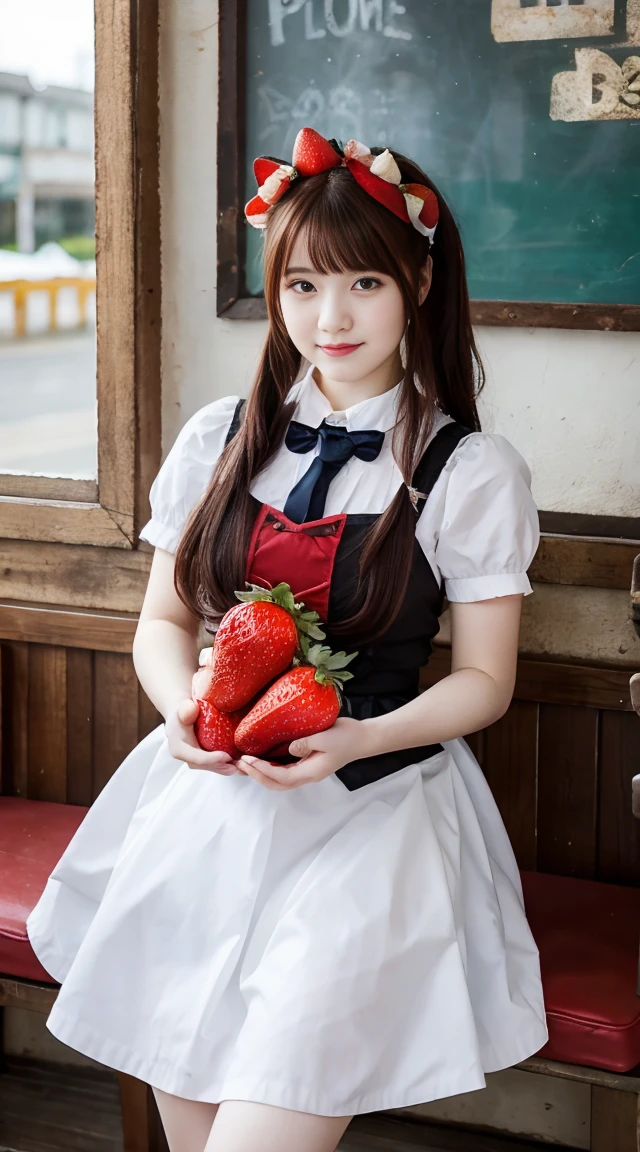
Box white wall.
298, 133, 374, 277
159, 0, 639, 519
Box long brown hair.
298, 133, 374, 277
175, 150, 484, 642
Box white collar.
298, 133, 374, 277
288, 365, 402, 433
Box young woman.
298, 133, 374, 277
27, 129, 547, 1152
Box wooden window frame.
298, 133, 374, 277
0, 0, 161, 549
217, 0, 640, 334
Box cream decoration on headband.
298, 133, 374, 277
245, 128, 439, 243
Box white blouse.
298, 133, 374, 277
140, 368, 540, 603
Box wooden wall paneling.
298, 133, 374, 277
590, 1084, 639, 1152
0, 642, 28, 797
117, 1074, 170, 1152
464, 729, 485, 767
92, 652, 140, 799
597, 710, 640, 885
537, 705, 599, 878
66, 648, 94, 807
138, 683, 162, 744
27, 645, 67, 803
483, 702, 539, 871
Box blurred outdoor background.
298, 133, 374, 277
0, 0, 96, 479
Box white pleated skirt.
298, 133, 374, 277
27, 726, 547, 1117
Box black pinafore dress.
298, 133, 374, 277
224, 400, 471, 790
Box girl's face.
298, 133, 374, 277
279, 232, 408, 389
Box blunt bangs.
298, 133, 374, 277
265, 166, 423, 287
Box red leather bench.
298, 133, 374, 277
0, 796, 87, 983
522, 870, 640, 1074
0, 795, 167, 1152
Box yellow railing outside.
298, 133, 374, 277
0, 277, 97, 338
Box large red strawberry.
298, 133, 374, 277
208, 582, 325, 713
194, 699, 246, 756
234, 644, 357, 757
292, 128, 341, 177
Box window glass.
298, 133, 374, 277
0, 0, 96, 479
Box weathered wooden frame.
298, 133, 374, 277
217, 0, 640, 333
0, 0, 162, 548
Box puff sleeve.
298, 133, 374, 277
415, 432, 540, 603
139, 395, 240, 553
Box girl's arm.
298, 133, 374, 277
133, 548, 236, 773
237, 594, 523, 789
357, 593, 522, 755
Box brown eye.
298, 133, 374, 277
291, 280, 316, 294
353, 277, 380, 291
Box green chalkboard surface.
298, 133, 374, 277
243, 0, 640, 307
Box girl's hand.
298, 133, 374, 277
165, 698, 238, 775
237, 717, 362, 791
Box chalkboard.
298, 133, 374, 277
225, 0, 640, 324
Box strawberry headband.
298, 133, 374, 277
245, 127, 439, 244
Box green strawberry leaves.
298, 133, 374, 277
304, 643, 358, 692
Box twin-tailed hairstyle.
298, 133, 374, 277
175, 149, 484, 644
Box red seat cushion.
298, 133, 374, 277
523, 871, 640, 1073
0, 796, 87, 983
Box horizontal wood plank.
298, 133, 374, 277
530, 536, 638, 590
0, 534, 634, 626
0, 540, 151, 613
0, 498, 133, 548
0, 1058, 123, 1152
0, 475, 98, 502
471, 300, 640, 332
422, 650, 634, 711
538, 512, 640, 541
518, 1055, 640, 1094
514, 660, 634, 711
0, 600, 139, 652
0, 978, 58, 1012
222, 296, 640, 332
340, 1113, 558, 1151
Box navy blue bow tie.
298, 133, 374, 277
283, 419, 385, 523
